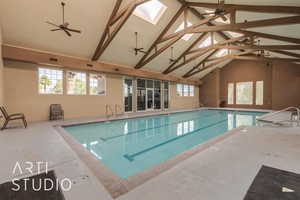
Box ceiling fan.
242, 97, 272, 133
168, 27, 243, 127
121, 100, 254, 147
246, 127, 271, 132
169, 47, 176, 64
201, 0, 228, 22
133, 32, 146, 56
255, 40, 271, 57
46, 2, 81, 37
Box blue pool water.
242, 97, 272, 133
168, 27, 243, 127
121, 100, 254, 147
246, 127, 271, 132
64, 109, 265, 178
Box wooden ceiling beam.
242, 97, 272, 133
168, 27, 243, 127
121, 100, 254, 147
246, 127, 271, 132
186, 50, 255, 78
3, 45, 202, 85
192, 16, 300, 34
183, 49, 218, 77
185, 57, 230, 78
208, 44, 300, 50
163, 33, 207, 74
236, 30, 300, 45
134, 5, 186, 69
159, 15, 221, 43
177, 0, 231, 40
269, 50, 300, 58
187, 35, 248, 55
135, 14, 222, 69
165, 49, 214, 75
92, 0, 149, 61
186, 2, 300, 14
234, 55, 300, 62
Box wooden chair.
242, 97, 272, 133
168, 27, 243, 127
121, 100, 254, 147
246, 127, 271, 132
49, 104, 64, 120
0, 106, 27, 130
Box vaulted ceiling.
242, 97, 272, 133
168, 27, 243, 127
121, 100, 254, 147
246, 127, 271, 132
1, 0, 300, 81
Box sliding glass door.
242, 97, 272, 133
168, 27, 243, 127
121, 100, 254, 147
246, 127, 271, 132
137, 79, 146, 111
124, 79, 133, 112
163, 81, 169, 109
137, 79, 161, 111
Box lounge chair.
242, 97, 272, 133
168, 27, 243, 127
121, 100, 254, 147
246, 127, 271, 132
0, 106, 27, 130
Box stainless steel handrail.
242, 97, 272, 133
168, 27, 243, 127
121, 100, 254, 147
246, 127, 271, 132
115, 104, 123, 116
105, 104, 114, 118
257, 107, 300, 125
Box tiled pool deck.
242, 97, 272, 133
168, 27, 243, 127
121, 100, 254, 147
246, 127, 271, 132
0, 108, 299, 200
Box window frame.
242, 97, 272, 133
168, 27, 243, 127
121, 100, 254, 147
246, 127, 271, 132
38, 67, 64, 95
227, 83, 234, 105
236, 81, 254, 105
66, 70, 87, 95
133, 0, 167, 25
255, 81, 264, 105
89, 73, 106, 96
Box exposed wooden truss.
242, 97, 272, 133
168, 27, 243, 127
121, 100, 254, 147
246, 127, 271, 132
189, 16, 300, 34
163, 36, 248, 74
233, 55, 300, 62
3, 45, 201, 85
92, 0, 150, 61
182, 49, 219, 78
269, 50, 300, 58
183, 50, 256, 78
186, 2, 300, 14
134, 6, 225, 69
200, 44, 300, 51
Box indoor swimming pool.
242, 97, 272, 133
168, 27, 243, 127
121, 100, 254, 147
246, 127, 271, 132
64, 109, 266, 178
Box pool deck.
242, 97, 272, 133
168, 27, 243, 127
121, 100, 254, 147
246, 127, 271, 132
0, 108, 299, 200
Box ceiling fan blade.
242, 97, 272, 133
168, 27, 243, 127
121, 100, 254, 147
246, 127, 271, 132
51, 29, 61, 31
220, 15, 228, 21
63, 29, 72, 37
202, 12, 215, 16
46, 21, 60, 28
65, 28, 81, 33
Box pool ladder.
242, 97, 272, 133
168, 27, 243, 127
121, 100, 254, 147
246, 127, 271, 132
105, 104, 124, 118
257, 107, 300, 126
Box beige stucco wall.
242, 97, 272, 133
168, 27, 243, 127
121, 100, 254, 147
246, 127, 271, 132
200, 60, 300, 110
3, 60, 200, 122
169, 82, 200, 109
0, 27, 4, 105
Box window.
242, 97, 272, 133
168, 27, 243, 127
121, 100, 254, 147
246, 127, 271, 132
228, 83, 234, 104
124, 79, 133, 112
133, 0, 167, 25
177, 84, 183, 96
163, 81, 169, 109
189, 85, 194, 97
236, 82, 253, 105
256, 81, 264, 105
198, 36, 216, 48
67, 71, 86, 95
175, 21, 193, 41
38, 68, 63, 94
89, 73, 105, 95
215, 49, 228, 57
177, 84, 195, 97
225, 31, 244, 38
137, 79, 146, 111
183, 85, 189, 96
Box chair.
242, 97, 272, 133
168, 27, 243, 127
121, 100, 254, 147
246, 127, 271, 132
0, 106, 27, 130
49, 104, 64, 120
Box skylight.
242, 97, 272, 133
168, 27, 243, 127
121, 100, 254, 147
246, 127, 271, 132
175, 21, 193, 41
133, 0, 167, 25
226, 31, 244, 38
215, 49, 229, 57
198, 36, 217, 48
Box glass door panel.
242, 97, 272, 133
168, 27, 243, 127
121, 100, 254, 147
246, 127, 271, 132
137, 89, 146, 111
124, 79, 133, 112
147, 89, 154, 110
